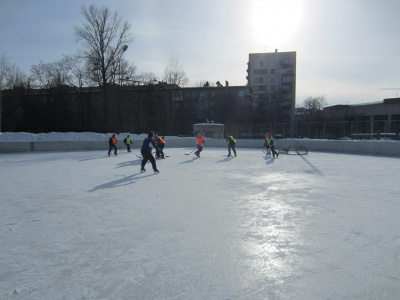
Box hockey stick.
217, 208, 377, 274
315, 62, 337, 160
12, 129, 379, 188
152, 150, 169, 158
262, 145, 271, 154
185, 147, 197, 155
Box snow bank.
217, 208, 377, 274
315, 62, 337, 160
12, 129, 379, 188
0, 132, 147, 142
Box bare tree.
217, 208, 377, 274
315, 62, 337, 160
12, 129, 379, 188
0, 55, 27, 90
30, 60, 73, 89
0, 53, 9, 132
74, 4, 133, 131
74, 4, 133, 88
0, 53, 10, 90
60, 55, 86, 88
163, 55, 188, 86
108, 57, 137, 85
303, 95, 327, 121
1, 53, 28, 132
6, 65, 27, 89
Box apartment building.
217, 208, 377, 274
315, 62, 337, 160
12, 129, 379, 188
247, 50, 296, 125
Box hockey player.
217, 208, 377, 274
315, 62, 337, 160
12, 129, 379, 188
123, 134, 133, 152
226, 134, 237, 157
155, 135, 166, 159
194, 132, 206, 158
140, 131, 160, 174
108, 134, 117, 156
267, 133, 279, 158
264, 132, 271, 154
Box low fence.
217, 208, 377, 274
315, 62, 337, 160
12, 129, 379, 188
1, 138, 399, 156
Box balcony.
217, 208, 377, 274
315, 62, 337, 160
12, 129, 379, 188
279, 59, 293, 68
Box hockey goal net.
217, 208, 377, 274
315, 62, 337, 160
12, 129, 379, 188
278, 145, 308, 155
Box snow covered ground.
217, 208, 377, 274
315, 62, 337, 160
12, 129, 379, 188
1, 136, 400, 299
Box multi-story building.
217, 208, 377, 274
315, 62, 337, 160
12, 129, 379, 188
321, 98, 400, 138
247, 50, 296, 129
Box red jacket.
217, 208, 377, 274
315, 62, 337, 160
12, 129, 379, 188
109, 136, 117, 145
196, 136, 205, 146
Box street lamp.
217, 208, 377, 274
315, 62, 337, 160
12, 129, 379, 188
133, 80, 142, 132
117, 45, 128, 132
118, 45, 128, 85
156, 80, 174, 136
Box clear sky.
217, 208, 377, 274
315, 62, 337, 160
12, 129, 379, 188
1, 0, 399, 106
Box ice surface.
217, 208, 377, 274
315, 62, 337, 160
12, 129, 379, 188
1, 146, 400, 299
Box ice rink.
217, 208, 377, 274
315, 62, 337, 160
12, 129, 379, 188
1, 148, 400, 299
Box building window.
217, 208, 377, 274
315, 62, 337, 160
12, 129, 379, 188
270, 61, 276, 66
253, 61, 261, 67
279, 67, 292, 75
253, 69, 267, 75
271, 69, 275, 74
172, 91, 183, 101
281, 58, 292, 64
282, 77, 292, 83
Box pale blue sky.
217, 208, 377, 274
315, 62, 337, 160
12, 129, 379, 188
1, 0, 399, 105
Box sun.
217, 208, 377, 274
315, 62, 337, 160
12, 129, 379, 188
251, 0, 303, 47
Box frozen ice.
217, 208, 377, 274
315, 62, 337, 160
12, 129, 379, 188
1, 142, 400, 299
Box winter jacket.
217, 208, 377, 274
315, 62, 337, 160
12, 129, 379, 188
196, 136, 205, 146
109, 136, 117, 145
265, 136, 270, 146
156, 137, 165, 145
268, 137, 275, 147
227, 136, 236, 146
141, 137, 158, 152
124, 137, 133, 145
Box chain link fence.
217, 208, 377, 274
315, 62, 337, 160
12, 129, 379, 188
226, 120, 400, 140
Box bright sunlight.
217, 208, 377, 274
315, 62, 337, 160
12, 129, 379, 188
251, 0, 303, 47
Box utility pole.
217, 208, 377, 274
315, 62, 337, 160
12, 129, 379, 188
117, 45, 128, 132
